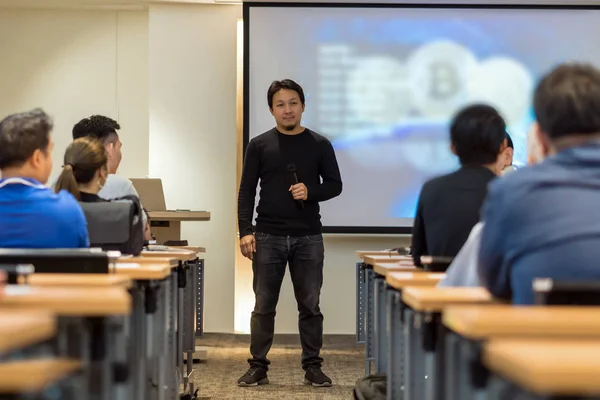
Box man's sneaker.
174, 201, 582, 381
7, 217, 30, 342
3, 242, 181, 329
237, 366, 269, 387
304, 366, 333, 387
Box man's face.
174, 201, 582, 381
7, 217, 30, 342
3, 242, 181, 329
270, 89, 305, 131
30, 135, 54, 184
105, 135, 122, 174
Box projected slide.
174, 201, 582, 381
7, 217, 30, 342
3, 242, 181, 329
247, 6, 600, 230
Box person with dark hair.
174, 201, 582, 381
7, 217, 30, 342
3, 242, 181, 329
479, 63, 600, 304
0, 109, 89, 248
500, 132, 516, 175
237, 79, 342, 387
72, 115, 149, 236
55, 137, 108, 202
410, 104, 507, 267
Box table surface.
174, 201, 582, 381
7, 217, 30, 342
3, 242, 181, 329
0, 310, 56, 354
402, 287, 493, 312
0, 285, 130, 316
0, 359, 82, 393
444, 305, 600, 339
385, 272, 444, 291
484, 338, 600, 395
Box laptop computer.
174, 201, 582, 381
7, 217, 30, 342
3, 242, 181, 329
130, 178, 167, 211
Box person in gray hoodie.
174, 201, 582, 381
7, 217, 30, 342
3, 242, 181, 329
478, 63, 600, 304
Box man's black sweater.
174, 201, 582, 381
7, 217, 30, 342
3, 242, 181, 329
411, 166, 497, 266
238, 128, 342, 238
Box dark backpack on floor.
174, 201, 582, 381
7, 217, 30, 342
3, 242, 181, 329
353, 374, 386, 400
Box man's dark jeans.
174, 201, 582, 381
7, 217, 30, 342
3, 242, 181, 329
248, 232, 325, 370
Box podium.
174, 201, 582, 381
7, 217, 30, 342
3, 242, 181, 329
130, 178, 211, 244
147, 210, 211, 244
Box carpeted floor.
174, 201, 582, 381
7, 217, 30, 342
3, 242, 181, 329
191, 334, 363, 400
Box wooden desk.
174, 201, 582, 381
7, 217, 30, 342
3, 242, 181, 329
20, 274, 132, 289
373, 261, 416, 276
0, 359, 82, 393
399, 287, 493, 400
0, 285, 131, 316
171, 246, 206, 255
118, 256, 178, 268
363, 254, 410, 267
356, 250, 396, 260
444, 305, 600, 340
386, 272, 444, 291
148, 210, 210, 244
141, 250, 197, 262
0, 310, 56, 354
114, 262, 172, 280
402, 287, 493, 312
484, 338, 600, 396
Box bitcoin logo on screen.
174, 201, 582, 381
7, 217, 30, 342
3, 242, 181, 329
428, 62, 460, 100
407, 40, 477, 119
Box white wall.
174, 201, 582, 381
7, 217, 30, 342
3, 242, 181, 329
0, 8, 149, 181
148, 3, 240, 333
0, 4, 409, 335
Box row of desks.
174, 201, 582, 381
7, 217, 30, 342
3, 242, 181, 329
356, 250, 600, 399
0, 246, 206, 400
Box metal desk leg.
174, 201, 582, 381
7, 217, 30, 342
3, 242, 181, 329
387, 290, 404, 400
356, 262, 366, 344
176, 263, 185, 397
364, 267, 375, 375
404, 308, 425, 400
182, 262, 196, 395
445, 332, 461, 400
169, 272, 180, 400
195, 259, 205, 337
110, 315, 129, 400
130, 286, 147, 400
423, 313, 445, 400
374, 277, 387, 374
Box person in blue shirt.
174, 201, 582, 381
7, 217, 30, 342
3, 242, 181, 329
478, 63, 600, 304
0, 109, 89, 248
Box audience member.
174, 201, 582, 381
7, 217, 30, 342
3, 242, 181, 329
478, 63, 600, 304
54, 137, 108, 202
0, 109, 89, 248
411, 104, 507, 267
72, 115, 149, 238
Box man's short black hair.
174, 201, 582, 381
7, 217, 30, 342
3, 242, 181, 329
506, 133, 514, 149
72, 115, 120, 143
534, 63, 600, 140
450, 104, 507, 166
267, 79, 305, 109
0, 108, 52, 169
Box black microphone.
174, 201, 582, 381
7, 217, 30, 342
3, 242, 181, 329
287, 163, 304, 210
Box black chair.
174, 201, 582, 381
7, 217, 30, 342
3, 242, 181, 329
420, 256, 454, 272
533, 278, 600, 306
0, 248, 120, 274
0, 263, 35, 283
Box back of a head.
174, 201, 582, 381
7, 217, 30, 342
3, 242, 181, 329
72, 115, 120, 144
54, 137, 108, 200
534, 63, 600, 140
0, 109, 53, 178
450, 104, 507, 166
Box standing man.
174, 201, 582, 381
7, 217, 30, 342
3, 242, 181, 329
237, 79, 342, 387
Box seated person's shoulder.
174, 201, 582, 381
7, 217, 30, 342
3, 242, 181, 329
419, 171, 456, 195
99, 174, 138, 198
51, 190, 85, 215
